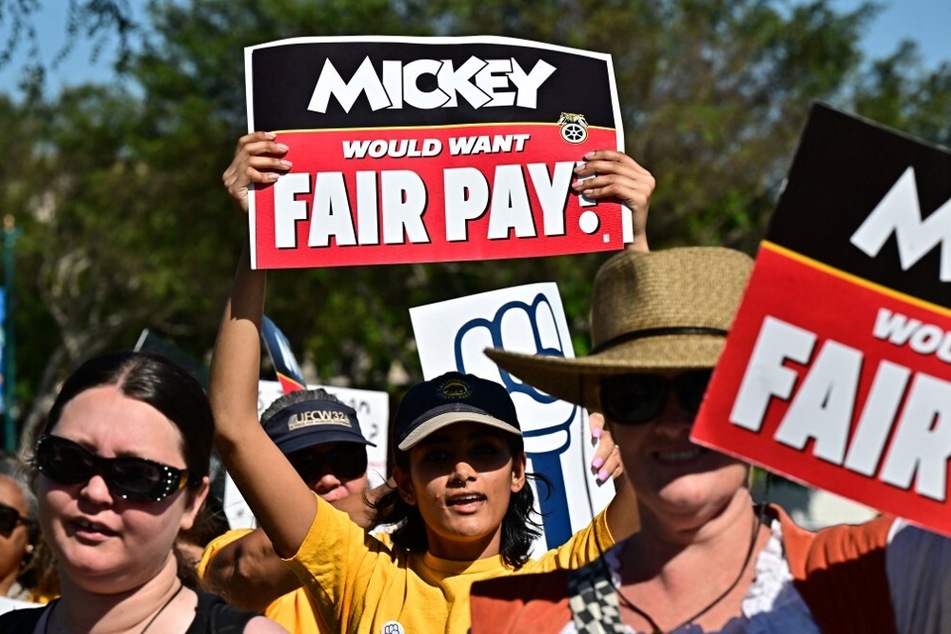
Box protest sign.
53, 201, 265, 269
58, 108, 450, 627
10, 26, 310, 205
692, 103, 951, 535
245, 36, 627, 269
223, 380, 390, 529
410, 283, 615, 552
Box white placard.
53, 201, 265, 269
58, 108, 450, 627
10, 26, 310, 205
410, 283, 614, 553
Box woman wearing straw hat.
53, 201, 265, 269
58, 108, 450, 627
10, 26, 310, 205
208, 132, 652, 634
471, 247, 951, 633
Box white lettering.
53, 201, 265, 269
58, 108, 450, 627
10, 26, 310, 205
273, 173, 311, 248
487, 165, 535, 239
873, 307, 921, 345
308, 57, 391, 113
850, 167, 951, 281
844, 361, 911, 476
403, 58, 447, 109
730, 316, 816, 432
448, 134, 531, 156
356, 171, 379, 245
309, 56, 556, 113
436, 57, 490, 108
873, 307, 951, 363
527, 162, 574, 237
444, 168, 489, 242
773, 341, 862, 465
879, 373, 951, 501
732, 316, 951, 501
309, 173, 356, 247
509, 59, 556, 108
342, 138, 443, 159
381, 171, 429, 244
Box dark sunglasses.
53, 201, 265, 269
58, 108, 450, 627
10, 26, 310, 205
600, 370, 713, 425
35, 434, 190, 502
287, 444, 368, 482
0, 501, 34, 533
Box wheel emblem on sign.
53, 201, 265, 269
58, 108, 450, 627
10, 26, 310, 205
558, 112, 589, 144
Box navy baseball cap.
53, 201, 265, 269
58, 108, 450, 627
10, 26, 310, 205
263, 392, 375, 455
394, 372, 521, 451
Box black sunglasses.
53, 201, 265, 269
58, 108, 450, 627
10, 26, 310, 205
35, 434, 190, 502
0, 501, 33, 534
287, 444, 368, 482
600, 370, 713, 425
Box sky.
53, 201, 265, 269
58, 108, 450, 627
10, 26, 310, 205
0, 0, 949, 97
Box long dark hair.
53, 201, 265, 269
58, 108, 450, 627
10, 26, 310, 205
41, 350, 212, 488
372, 433, 544, 569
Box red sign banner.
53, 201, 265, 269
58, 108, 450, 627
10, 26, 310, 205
692, 104, 951, 535
245, 37, 626, 269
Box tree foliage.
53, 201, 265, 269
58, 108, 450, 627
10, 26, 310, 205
1, 0, 950, 445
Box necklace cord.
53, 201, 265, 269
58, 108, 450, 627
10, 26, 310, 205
44, 582, 185, 634
610, 513, 762, 633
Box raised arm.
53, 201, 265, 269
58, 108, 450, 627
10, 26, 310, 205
209, 132, 316, 558
572, 150, 653, 252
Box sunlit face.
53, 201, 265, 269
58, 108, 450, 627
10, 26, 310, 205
37, 385, 209, 594
606, 372, 749, 532
0, 476, 33, 592
395, 421, 525, 561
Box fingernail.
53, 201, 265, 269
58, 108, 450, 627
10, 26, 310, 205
264, 132, 276, 139
591, 427, 602, 439
591, 456, 604, 470
584, 151, 596, 158
598, 468, 609, 481
276, 143, 289, 152
280, 160, 293, 168
265, 172, 280, 181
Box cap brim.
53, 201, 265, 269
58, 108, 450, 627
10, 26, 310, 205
485, 333, 725, 411
274, 431, 376, 456
397, 411, 522, 451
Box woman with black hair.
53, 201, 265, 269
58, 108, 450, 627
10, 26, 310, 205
209, 132, 649, 633
372, 372, 543, 570
0, 351, 286, 632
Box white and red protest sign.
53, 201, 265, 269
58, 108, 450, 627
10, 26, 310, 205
692, 103, 951, 535
245, 36, 626, 269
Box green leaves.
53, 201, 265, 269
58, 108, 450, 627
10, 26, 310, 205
2, 0, 951, 440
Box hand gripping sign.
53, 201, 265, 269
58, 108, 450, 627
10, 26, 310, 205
411, 283, 614, 552
245, 36, 627, 269
692, 103, 951, 536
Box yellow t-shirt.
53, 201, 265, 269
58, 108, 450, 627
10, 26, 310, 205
285, 494, 614, 634
200, 527, 394, 634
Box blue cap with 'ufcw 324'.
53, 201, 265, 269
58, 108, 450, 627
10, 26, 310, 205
263, 398, 375, 456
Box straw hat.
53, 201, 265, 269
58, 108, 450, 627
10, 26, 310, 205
485, 247, 753, 410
